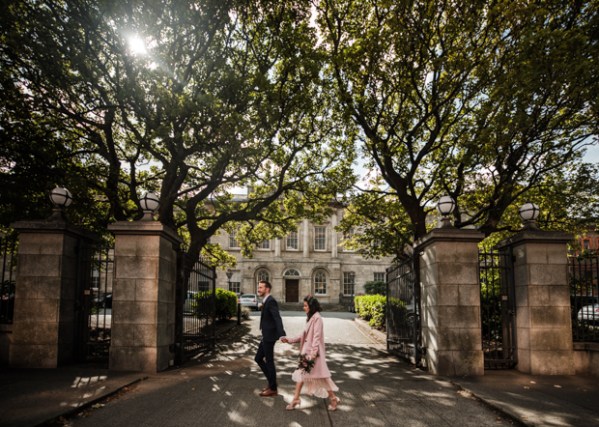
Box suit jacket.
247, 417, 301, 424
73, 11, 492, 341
260, 295, 286, 342
286, 312, 332, 378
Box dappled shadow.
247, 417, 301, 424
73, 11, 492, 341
67, 319, 522, 427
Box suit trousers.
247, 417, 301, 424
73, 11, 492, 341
255, 339, 277, 390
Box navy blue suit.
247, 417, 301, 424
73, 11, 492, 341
255, 295, 286, 391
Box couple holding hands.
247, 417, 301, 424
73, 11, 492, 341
254, 280, 340, 411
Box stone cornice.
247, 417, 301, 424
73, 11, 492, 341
415, 227, 484, 252
497, 230, 573, 249
11, 219, 98, 242
108, 220, 181, 245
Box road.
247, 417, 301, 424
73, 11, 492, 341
250, 310, 377, 346
66, 311, 517, 427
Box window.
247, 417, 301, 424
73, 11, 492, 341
257, 240, 270, 250
583, 239, 590, 250
229, 281, 240, 294
229, 229, 239, 248
314, 226, 326, 251
257, 269, 270, 284
284, 269, 300, 277
314, 270, 327, 295
343, 272, 355, 296
286, 230, 299, 250
374, 272, 385, 282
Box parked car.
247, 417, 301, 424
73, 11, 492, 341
184, 291, 198, 314
578, 304, 599, 324
93, 292, 112, 309
239, 293, 260, 311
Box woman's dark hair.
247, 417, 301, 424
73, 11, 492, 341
304, 295, 321, 320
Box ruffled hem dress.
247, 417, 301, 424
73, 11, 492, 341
288, 312, 339, 399
291, 369, 339, 399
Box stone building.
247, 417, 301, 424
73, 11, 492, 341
211, 206, 393, 304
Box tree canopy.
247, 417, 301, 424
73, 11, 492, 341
1, 0, 597, 264
317, 0, 599, 255
0, 0, 356, 268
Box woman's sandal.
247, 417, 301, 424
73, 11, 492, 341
328, 396, 340, 411
286, 398, 301, 411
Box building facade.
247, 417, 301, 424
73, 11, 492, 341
578, 227, 599, 253
211, 207, 393, 304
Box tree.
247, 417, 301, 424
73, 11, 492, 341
317, 0, 598, 256
0, 1, 355, 274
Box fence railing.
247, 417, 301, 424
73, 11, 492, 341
386, 256, 421, 365
0, 232, 17, 324
569, 251, 599, 343
479, 249, 517, 369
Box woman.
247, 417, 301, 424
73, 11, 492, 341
281, 295, 340, 411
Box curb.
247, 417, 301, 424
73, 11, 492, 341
38, 376, 147, 427
351, 318, 529, 426
353, 317, 387, 345
447, 380, 528, 427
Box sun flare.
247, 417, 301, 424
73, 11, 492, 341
126, 34, 148, 55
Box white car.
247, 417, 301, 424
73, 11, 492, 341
239, 293, 260, 311
577, 304, 599, 324
183, 291, 198, 314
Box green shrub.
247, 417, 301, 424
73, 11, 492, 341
194, 288, 238, 321
215, 288, 237, 320
354, 294, 386, 330
364, 280, 386, 295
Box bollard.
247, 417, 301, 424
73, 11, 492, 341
237, 302, 241, 325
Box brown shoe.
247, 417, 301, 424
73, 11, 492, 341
259, 388, 278, 397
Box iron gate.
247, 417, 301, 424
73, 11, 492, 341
569, 251, 599, 342
479, 248, 516, 369
0, 232, 17, 325
177, 255, 216, 361
74, 242, 114, 363
386, 256, 422, 365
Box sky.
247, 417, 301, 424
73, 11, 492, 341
583, 142, 599, 164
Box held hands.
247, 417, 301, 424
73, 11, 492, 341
280, 337, 289, 343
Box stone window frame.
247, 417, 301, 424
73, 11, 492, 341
343, 271, 355, 296
256, 268, 270, 286
314, 226, 326, 251
313, 269, 327, 295
286, 230, 299, 251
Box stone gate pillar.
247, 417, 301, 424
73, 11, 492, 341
416, 228, 485, 376
9, 220, 96, 368
498, 230, 574, 375
108, 221, 180, 372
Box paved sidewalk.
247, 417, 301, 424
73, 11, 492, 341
0, 365, 144, 427
0, 316, 597, 427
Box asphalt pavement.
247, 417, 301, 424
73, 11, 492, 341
0, 312, 597, 427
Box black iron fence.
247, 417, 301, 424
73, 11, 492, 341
177, 256, 216, 361
386, 256, 421, 365
79, 243, 114, 362
569, 251, 599, 343
479, 248, 517, 369
0, 232, 17, 324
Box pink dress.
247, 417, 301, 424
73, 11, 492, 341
285, 312, 339, 398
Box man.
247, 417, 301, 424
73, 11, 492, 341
255, 280, 286, 397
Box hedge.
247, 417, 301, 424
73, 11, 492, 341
354, 294, 386, 330
194, 288, 238, 321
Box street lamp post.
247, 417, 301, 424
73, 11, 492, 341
49, 186, 73, 221
139, 191, 160, 221
437, 195, 456, 228
227, 269, 240, 325
519, 202, 540, 230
